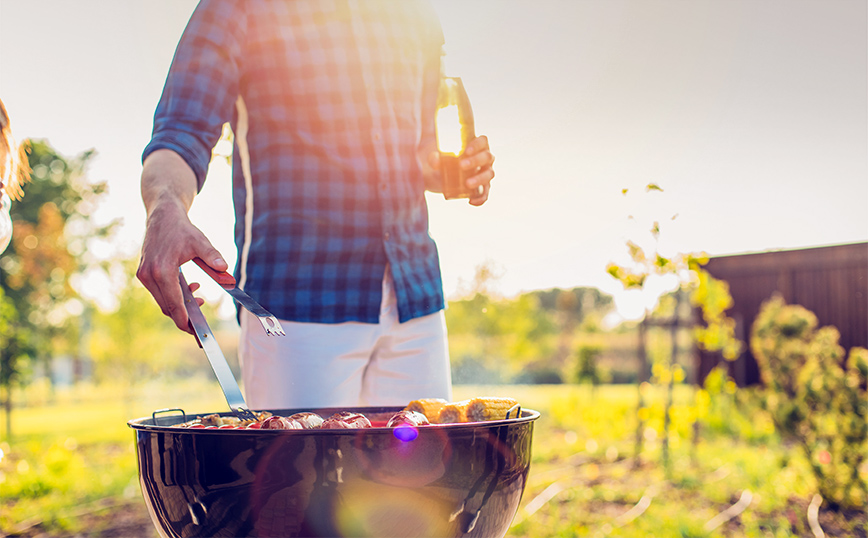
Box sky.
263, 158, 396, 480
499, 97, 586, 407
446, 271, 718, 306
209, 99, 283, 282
1, 0, 866, 321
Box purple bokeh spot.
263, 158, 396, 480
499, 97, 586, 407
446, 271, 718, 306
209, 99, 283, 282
393, 424, 419, 442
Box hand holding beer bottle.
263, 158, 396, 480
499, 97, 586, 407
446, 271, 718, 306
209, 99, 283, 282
431, 77, 495, 205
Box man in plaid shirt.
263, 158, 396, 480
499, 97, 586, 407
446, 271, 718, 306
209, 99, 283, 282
137, 0, 495, 409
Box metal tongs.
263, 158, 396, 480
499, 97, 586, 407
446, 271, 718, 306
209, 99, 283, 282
193, 257, 285, 336
180, 269, 258, 421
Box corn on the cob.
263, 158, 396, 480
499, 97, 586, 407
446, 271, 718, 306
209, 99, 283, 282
405, 398, 449, 423
466, 397, 520, 422
437, 399, 472, 423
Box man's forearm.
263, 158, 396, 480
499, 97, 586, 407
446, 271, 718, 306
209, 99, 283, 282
141, 149, 199, 217
137, 147, 227, 333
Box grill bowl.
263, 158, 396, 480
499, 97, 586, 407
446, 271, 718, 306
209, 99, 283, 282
128, 406, 538, 538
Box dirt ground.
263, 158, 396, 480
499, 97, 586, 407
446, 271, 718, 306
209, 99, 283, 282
8, 500, 158, 538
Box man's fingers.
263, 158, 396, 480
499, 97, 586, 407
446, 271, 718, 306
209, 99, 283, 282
139, 260, 191, 333
460, 136, 495, 192
136, 260, 169, 314
469, 178, 491, 206
464, 166, 494, 203
159, 267, 192, 333
465, 134, 489, 154
187, 281, 206, 307
460, 149, 495, 172
136, 191, 222, 333
461, 136, 493, 163
198, 248, 228, 272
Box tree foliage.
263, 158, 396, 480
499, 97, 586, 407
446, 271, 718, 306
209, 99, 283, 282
691, 268, 743, 361
606, 182, 744, 470
1, 139, 110, 336
446, 289, 558, 382
528, 287, 613, 327
0, 139, 111, 436
445, 264, 614, 384
575, 343, 604, 385
751, 295, 867, 511
87, 259, 207, 399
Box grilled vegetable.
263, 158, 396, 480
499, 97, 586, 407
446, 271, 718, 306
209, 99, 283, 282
405, 398, 448, 423
437, 399, 471, 423
466, 397, 519, 421
438, 397, 520, 423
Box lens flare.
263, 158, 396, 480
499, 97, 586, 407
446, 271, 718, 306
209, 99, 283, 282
335, 482, 454, 537
393, 424, 419, 442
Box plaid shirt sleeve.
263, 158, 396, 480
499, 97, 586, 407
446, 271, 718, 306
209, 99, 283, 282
142, 0, 245, 190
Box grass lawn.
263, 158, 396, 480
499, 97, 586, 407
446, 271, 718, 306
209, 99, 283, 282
1, 381, 865, 537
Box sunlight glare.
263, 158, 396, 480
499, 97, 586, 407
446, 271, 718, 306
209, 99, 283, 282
335, 482, 453, 536
436, 104, 462, 155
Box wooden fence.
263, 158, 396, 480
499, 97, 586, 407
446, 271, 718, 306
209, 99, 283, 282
697, 242, 867, 386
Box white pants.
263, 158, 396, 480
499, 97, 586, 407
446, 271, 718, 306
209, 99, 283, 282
238, 271, 452, 410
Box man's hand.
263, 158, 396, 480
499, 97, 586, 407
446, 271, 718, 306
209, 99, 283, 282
137, 149, 228, 333
428, 135, 495, 206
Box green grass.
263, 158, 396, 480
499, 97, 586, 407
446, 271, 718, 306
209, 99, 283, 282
1, 376, 226, 534
1, 382, 864, 537
455, 384, 863, 538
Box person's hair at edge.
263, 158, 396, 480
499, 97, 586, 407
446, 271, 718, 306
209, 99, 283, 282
0, 98, 30, 200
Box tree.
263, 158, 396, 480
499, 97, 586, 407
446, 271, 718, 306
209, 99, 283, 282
87, 259, 206, 416
607, 183, 743, 470
531, 287, 614, 378
0, 287, 35, 438
691, 268, 743, 363
574, 343, 604, 387
0, 139, 111, 438
530, 287, 614, 327
607, 184, 695, 468
445, 263, 559, 383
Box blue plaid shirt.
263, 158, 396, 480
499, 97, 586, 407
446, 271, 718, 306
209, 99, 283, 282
144, 0, 446, 323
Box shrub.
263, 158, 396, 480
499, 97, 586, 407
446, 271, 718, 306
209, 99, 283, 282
751, 295, 868, 510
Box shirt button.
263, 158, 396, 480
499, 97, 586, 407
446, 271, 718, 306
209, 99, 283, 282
373, 131, 382, 141
384, 231, 391, 241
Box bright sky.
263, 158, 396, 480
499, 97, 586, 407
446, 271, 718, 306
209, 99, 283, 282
1, 0, 866, 320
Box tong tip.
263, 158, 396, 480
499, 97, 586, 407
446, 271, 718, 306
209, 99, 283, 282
234, 406, 257, 421
258, 317, 286, 337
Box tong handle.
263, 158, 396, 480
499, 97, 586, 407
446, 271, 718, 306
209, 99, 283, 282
180, 269, 257, 422
193, 257, 236, 288
188, 320, 203, 348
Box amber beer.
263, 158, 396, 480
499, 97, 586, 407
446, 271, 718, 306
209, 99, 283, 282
436, 77, 475, 200
440, 154, 466, 200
